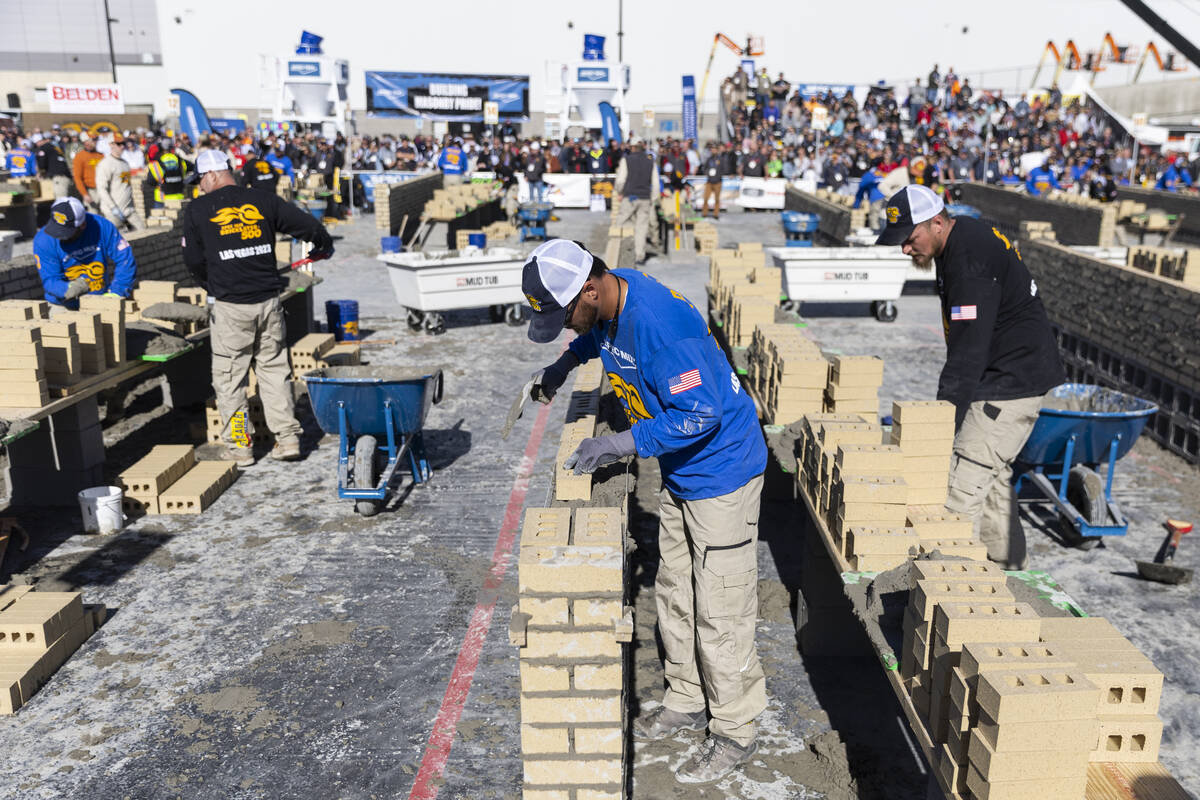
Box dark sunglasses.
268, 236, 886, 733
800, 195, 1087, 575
562, 291, 582, 329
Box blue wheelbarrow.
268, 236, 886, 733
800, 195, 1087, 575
781, 211, 818, 247
304, 366, 445, 516
1014, 384, 1157, 546
517, 203, 553, 241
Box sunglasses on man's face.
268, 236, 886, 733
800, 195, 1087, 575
562, 292, 582, 329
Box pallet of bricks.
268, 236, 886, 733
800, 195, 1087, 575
1126, 245, 1200, 288
0, 585, 106, 714
743, 323, 825, 424
510, 359, 633, 799
693, 220, 717, 255
423, 182, 496, 221
0, 297, 127, 407
483, 219, 518, 242
1018, 220, 1056, 242
906, 571, 1171, 799
812, 188, 868, 229
289, 332, 360, 380
374, 173, 442, 232
711, 243, 779, 348
131, 279, 208, 335
118, 444, 238, 515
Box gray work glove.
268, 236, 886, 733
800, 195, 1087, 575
531, 350, 580, 405
564, 429, 637, 475
63, 275, 92, 300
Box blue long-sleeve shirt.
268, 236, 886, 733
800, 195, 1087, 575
568, 269, 766, 499
853, 168, 885, 208
1025, 165, 1060, 196
266, 153, 295, 182
439, 145, 467, 176
1156, 164, 1193, 191
33, 213, 136, 308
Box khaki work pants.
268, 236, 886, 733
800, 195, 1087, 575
210, 297, 301, 446
616, 197, 653, 262
702, 182, 721, 217
52, 175, 75, 201
656, 473, 766, 746
944, 396, 1043, 569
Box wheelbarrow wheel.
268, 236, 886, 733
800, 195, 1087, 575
873, 300, 898, 322
424, 312, 446, 335
1060, 466, 1106, 549
405, 308, 423, 332
504, 303, 526, 326
354, 434, 381, 517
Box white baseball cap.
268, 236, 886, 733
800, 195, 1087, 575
196, 149, 231, 174
876, 184, 946, 245
521, 239, 596, 343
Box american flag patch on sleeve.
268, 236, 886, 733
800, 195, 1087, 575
668, 369, 702, 395
950, 305, 977, 321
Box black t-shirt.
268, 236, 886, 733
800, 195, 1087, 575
740, 154, 765, 177
934, 217, 1065, 427
241, 158, 280, 193
182, 184, 332, 304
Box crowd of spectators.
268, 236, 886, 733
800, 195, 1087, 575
1, 62, 1195, 221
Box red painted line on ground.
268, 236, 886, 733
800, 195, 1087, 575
407, 397, 555, 800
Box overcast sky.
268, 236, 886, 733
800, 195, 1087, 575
157, 0, 1200, 112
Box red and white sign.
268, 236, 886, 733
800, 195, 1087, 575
47, 83, 125, 114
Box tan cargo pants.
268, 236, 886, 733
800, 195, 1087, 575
210, 297, 301, 446
616, 197, 653, 262
702, 182, 721, 217
102, 206, 146, 232
944, 396, 1044, 570
656, 473, 766, 746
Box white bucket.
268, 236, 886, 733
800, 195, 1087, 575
78, 486, 125, 534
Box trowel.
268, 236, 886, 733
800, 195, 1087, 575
501, 377, 537, 440
1135, 519, 1193, 585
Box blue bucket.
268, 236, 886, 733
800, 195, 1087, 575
325, 299, 360, 341
309, 207, 323, 220
583, 34, 605, 61
381, 236, 402, 253
467, 233, 486, 249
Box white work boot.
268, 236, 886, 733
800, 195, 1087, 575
675, 735, 758, 784
221, 443, 255, 466
270, 437, 302, 462
632, 706, 708, 742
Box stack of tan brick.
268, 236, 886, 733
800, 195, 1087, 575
836, 442, 915, 571
37, 318, 82, 388
50, 309, 106, 374
0, 586, 106, 714
159, 461, 239, 514
510, 506, 630, 800
824, 355, 882, 418
555, 361, 604, 502
79, 294, 127, 366
118, 444, 197, 516
0, 324, 48, 408
890, 401, 955, 507
693, 220, 717, 255
744, 323, 826, 423
290, 332, 336, 378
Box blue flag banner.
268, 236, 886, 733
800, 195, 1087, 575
682, 75, 698, 142
598, 101, 622, 145
171, 88, 213, 143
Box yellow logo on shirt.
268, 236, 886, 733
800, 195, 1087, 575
886, 206, 901, 224
65, 261, 106, 291
607, 372, 653, 424
210, 204, 264, 240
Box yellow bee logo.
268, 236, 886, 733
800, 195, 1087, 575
53, 211, 68, 225
606, 372, 653, 423
209, 205, 265, 226
64, 261, 106, 291
525, 294, 542, 312
886, 206, 901, 224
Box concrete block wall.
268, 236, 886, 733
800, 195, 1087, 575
956, 183, 1110, 246
0, 227, 194, 303
1115, 185, 1200, 246
1022, 238, 1200, 462
374, 172, 443, 237
784, 186, 852, 244
555, 362, 604, 502
512, 505, 629, 800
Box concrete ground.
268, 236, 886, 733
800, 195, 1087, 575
0, 204, 1197, 799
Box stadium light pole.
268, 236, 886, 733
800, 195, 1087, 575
103, 0, 118, 83
618, 0, 623, 62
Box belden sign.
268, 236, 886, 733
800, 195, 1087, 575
47, 83, 126, 115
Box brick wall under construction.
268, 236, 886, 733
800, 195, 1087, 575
956, 183, 1113, 246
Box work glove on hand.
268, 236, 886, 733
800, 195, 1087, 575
531, 350, 580, 404
63, 275, 92, 300
563, 429, 637, 475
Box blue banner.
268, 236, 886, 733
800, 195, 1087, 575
171, 88, 213, 143
682, 75, 698, 142
288, 61, 321, 77
364, 71, 529, 121
796, 83, 855, 99
577, 66, 609, 83
210, 118, 246, 134
598, 101, 622, 145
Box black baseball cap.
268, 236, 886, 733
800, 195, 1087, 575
876, 184, 945, 246
44, 197, 88, 239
